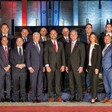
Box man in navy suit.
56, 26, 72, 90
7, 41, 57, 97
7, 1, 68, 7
26, 32, 44, 103
101, 35, 112, 103
58, 27, 70, 91
0, 23, 14, 48
0, 36, 11, 102
10, 37, 27, 102
99, 23, 112, 49
80, 23, 93, 93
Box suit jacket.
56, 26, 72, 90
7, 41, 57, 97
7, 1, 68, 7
40, 35, 50, 43
102, 44, 112, 70
0, 46, 10, 75
65, 40, 85, 71
80, 34, 88, 45
58, 36, 70, 49
22, 36, 32, 50
86, 44, 101, 70
44, 40, 65, 71
26, 41, 43, 71
0, 33, 15, 49
10, 47, 26, 74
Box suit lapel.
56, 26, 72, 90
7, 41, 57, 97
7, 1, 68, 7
71, 40, 79, 53
104, 44, 112, 57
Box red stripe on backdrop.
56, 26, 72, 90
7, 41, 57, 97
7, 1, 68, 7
0, 106, 112, 112
22, 0, 27, 26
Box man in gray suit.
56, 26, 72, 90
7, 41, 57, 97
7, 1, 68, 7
65, 30, 85, 102
10, 37, 27, 102
44, 29, 65, 102
0, 36, 11, 102
26, 32, 44, 103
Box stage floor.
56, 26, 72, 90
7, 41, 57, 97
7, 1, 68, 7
0, 102, 112, 106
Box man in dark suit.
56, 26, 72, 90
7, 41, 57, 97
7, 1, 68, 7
26, 32, 44, 103
99, 23, 112, 49
40, 27, 49, 42
44, 29, 65, 102
21, 28, 32, 93
0, 23, 15, 48
40, 27, 49, 93
80, 23, 93, 93
21, 28, 32, 49
66, 30, 85, 102
0, 36, 11, 102
58, 27, 70, 91
10, 37, 27, 102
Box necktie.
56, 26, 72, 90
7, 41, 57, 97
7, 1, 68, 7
102, 46, 108, 56
87, 34, 90, 44
24, 38, 27, 43
19, 48, 22, 56
4, 47, 8, 61
66, 37, 69, 43
54, 41, 57, 52
36, 43, 40, 53
71, 42, 74, 53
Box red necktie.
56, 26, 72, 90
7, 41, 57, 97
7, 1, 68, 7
4, 47, 8, 61
54, 41, 57, 52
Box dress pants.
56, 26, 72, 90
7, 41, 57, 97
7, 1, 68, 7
0, 73, 11, 100
12, 72, 26, 101
30, 69, 43, 101
88, 67, 98, 99
47, 69, 61, 98
69, 69, 82, 100
102, 68, 112, 99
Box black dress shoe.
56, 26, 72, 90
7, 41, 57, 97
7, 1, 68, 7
1, 98, 5, 102
36, 100, 41, 103
32, 100, 36, 103
69, 98, 76, 102
6, 98, 11, 102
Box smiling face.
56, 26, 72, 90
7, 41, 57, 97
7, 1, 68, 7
104, 35, 111, 45
16, 37, 24, 47
70, 30, 78, 41
21, 29, 29, 38
1, 25, 9, 34
1, 37, 8, 46
62, 28, 69, 37
85, 24, 92, 35
40, 27, 47, 37
50, 30, 57, 40
33, 32, 40, 43
105, 24, 112, 33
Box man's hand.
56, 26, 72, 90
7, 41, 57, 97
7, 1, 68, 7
4, 65, 11, 72
95, 68, 99, 75
78, 67, 83, 74
46, 66, 51, 72
60, 66, 65, 72
66, 67, 69, 73
29, 67, 35, 73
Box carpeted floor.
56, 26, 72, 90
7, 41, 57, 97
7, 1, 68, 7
0, 102, 112, 112
0, 106, 112, 112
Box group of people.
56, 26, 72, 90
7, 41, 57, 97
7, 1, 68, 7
0, 22, 112, 104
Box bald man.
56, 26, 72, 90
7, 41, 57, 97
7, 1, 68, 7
44, 30, 65, 102
101, 35, 112, 103
26, 32, 44, 103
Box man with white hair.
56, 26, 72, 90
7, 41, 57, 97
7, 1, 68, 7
26, 32, 44, 103
65, 30, 85, 102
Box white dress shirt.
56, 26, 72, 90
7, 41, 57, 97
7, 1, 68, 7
17, 46, 23, 55
88, 44, 95, 66
2, 33, 8, 37
106, 32, 112, 37
71, 40, 77, 53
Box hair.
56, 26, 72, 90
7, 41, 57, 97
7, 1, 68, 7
21, 27, 29, 32
33, 32, 40, 37
89, 32, 98, 44
1, 36, 8, 40
105, 23, 112, 28
62, 27, 69, 32
16, 36, 23, 42
85, 23, 92, 28
1, 23, 9, 28
70, 29, 78, 34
